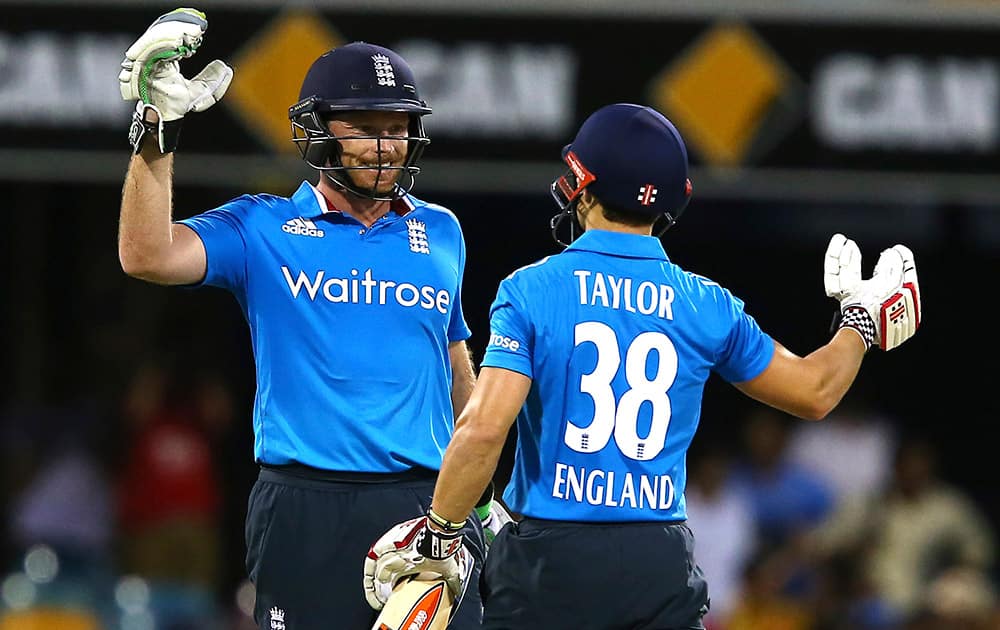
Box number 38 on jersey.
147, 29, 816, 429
565, 321, 678, 461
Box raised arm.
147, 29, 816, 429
116, 8, 232, 285
119, 146, 208, 285
735, 332, 865, 420
738, 234, 921, 420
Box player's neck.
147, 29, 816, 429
317, 179, 392, 227
583, 209, 653, 237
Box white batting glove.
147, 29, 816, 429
479, 501, 515, 549
363, 516, 472, 613
119, 8, 233, 153
872, 244, 920, 350
824, 233, 862, 301
825, 234, 922, 351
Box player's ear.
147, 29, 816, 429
574, 192, 590, 228
578, 190, 596, 214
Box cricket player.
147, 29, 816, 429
365, 103, 922, 628
116, 9, 497, 629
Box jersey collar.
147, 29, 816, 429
293, 181, 414, 221
565, 229, 670, 261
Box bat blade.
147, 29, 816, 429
371, 577, 453, 630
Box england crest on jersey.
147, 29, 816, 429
406, 218, 430, 254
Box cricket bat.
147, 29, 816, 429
371, 576, 453, 630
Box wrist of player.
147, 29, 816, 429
417, 517, 464, 560
836, 305, 875, 351
129, 102, 183, 155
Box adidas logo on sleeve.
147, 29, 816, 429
282, 217, 325, 238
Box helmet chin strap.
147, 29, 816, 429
550, 201, 675, 247
549, 204, 582, 248
551, 191, 598, 248
652, 213, 676, 237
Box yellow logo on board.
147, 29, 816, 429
650, 22, 802, 167
227, 11, 343, 153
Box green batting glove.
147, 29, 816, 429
475, 482, 515, 548
120, 8, 209, 105
119, 8, 232, 153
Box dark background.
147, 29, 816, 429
1, 1, 997, 627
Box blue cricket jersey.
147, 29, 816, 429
481, 230, 773, 522
178, 181, 471, 472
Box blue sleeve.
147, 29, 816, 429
447, 229, 472, 342
480, 278, 534, 378
714, 293, 774, 383
176, 196, 253, 292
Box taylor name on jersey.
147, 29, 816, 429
575, 270, 675, 320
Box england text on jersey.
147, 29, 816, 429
551, 462, 676, 510
281, 266, 451, 314
574, 270, 675, 320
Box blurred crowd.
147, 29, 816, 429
0, 370, 996, 629
0, 360, 255, 630
688, 403, 999, 630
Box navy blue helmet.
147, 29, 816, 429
289, 42, 431, 200
550, 103, 693, 245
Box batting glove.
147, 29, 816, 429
119, 8, 233, 154
824, 233, 863, 301
363, 515, 472, 613
825, 234, 922, 351
475, 482, 515, 549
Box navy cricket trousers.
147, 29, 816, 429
481, 518, 709, 630
245, 465, 485, 630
